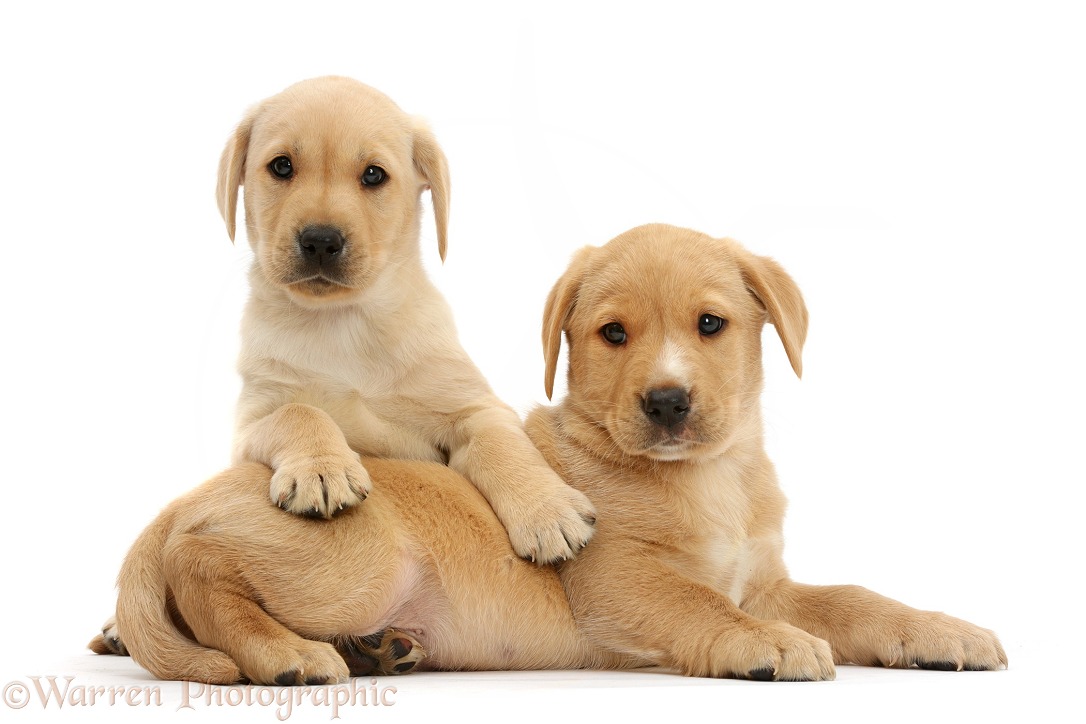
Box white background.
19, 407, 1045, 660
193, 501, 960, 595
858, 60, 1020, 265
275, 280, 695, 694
1, 1, 1083, 722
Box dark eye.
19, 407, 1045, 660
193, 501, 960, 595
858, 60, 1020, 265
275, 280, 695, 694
600, 322, 627, 345
268, 156, 293, 179
698, 314, 726, 336
361, 165, 387, 186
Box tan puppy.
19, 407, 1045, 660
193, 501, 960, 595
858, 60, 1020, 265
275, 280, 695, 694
90, 75, 595, 658
531, 224, 1005, 678
94, 224, 1005, 683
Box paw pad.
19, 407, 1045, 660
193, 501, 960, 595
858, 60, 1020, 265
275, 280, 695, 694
333, 629, 425, 676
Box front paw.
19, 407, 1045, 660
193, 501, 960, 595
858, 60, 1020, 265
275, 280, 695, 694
877, 611, 1007, 671
505, 481, 597, 565
270, 452, 372, 519
701, 620, 836, 681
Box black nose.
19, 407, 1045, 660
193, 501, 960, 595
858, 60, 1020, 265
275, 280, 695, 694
642, 387, 691, 429
298, 225, 345, 264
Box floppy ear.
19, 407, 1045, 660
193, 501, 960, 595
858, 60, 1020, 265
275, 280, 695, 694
542, 247, 595, 399
734, 245, 808, 378
411, 121, 450, 261
216, 111, 255, 243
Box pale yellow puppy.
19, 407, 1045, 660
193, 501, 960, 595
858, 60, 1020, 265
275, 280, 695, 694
92, 224, 1005, 684
220, 76, 594, 562
90, 75, 596, 657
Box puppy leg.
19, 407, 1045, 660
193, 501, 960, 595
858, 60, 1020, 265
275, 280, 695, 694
237, 403, 371, 518
562, 547, 836, 681
165, 534, 349, 685
742, 580, 1007, 671
447, 406, 596, 564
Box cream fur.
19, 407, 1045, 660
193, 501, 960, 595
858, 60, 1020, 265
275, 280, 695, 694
220, 77, 594, 565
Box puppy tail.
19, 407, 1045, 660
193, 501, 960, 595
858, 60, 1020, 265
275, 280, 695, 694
113, 509, 242, 684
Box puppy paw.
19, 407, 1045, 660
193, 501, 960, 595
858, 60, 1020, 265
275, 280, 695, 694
249, 640, 351, 686
335, 629, 426, 676
270, 452, 371, 519
88, 616, 128, 656
876, 611, 1007, 672
699, 620, 836, 681
505, 482, 597, 564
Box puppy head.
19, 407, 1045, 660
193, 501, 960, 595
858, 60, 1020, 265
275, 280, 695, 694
216, 76, 450, 308
543, 224, 807, 462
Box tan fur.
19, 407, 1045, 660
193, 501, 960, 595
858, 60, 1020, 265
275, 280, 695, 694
531, 224, 1005, 678
96, 223, 1005, 683
98, 458, 614, 683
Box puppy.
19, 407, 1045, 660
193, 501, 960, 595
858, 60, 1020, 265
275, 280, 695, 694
94, 224, 1005, 683
219, 76, 594, 559
530, 224, 1006, 678
89, 75, 595, 658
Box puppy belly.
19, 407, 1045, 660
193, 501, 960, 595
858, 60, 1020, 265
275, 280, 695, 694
401, 563, 597, 672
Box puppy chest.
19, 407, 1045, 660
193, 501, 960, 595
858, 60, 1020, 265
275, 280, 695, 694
681, 530, 749, 600
322, 392, 446, 462
251, 354, 447, 462
668, 495, 754, 601
248, 311, 416, 390
669, 460, 759, 600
